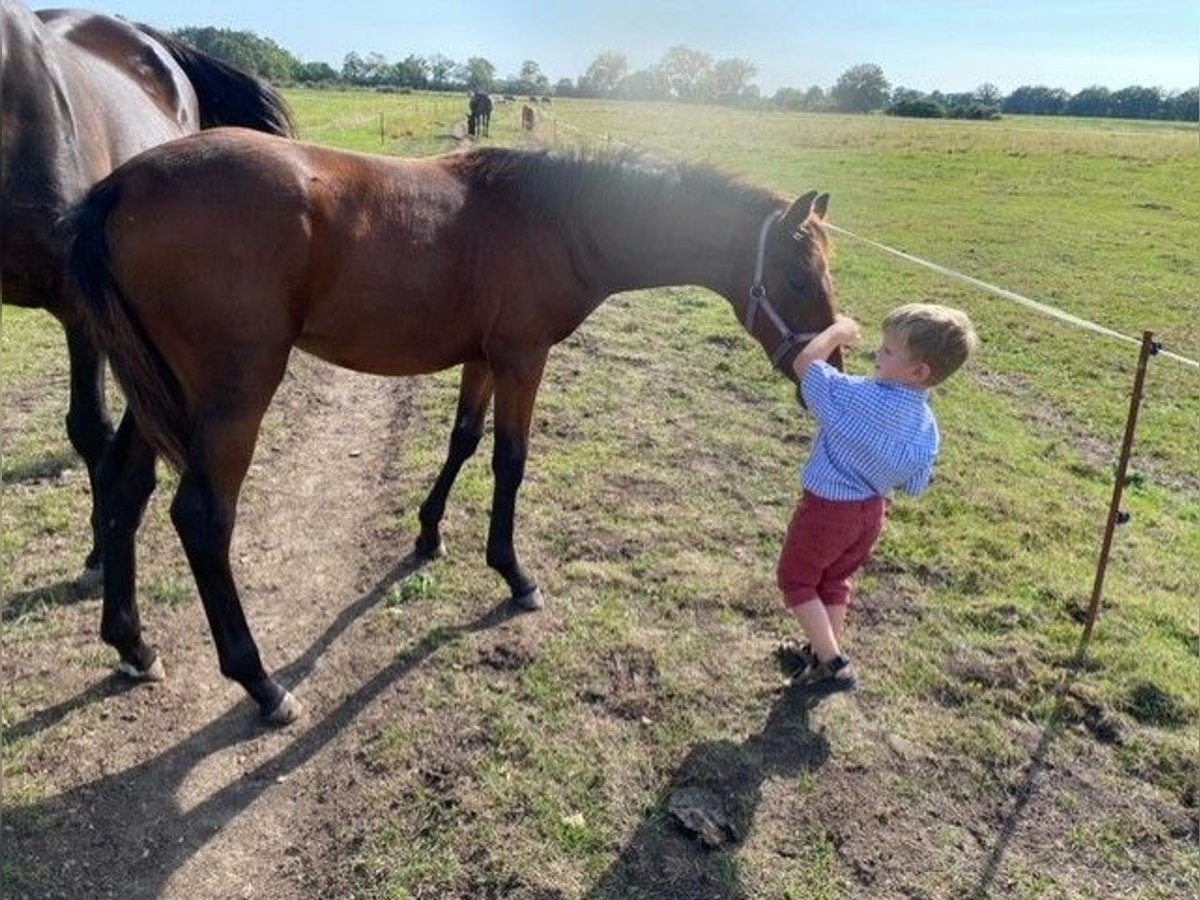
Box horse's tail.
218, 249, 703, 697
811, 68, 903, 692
64, 181, 190, 471
135, 24, 296, 137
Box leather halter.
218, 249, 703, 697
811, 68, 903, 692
744, 210, 824, 369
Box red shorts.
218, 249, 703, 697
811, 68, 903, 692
777, 490, 886, 609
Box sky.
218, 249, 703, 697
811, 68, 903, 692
75, 1, 1199, 95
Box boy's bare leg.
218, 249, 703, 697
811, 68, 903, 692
827, 604, 848, 643
789, 600, 841, 663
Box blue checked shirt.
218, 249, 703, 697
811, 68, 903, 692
800, 361, 939, 501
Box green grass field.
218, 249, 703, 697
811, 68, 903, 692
3, 91, 1197, 897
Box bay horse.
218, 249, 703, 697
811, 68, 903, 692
66, 129, 839, 724
0, 0, 294, 574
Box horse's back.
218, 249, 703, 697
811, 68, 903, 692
1, 1, 198, 308
101, 129, 317, 295
88, 129, 506, 376
2, 1, 291, 312
38, 9, 198, 157
100, 127, 413, 233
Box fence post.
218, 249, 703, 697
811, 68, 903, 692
1074, 330, 1158, 661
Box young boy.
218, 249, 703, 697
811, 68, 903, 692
777, 303, 978, 690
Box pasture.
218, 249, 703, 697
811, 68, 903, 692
2, 90, 1197, 898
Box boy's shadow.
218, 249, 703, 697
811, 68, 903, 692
587, 683, 832, 900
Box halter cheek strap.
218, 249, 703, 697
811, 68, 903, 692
745, 211, 823, 369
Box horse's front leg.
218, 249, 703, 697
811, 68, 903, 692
63, 322, 115, 575
98, 411, 162, 680
171, 399, 298, 725
486, 353, 548, 610
415, 360, 494, 560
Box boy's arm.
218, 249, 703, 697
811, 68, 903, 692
791, 315, 862, 383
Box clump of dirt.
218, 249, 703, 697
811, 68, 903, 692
474, 631, 541, 672
945, 649, 1028, 690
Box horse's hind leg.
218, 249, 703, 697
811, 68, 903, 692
98, 411, 162, 680
64, 322, 115, 574
172, 393, 298, 724
416, 360, 494, 559
486, 352, 548, 610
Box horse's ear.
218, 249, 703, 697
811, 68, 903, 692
780, 190, 819, 233
813, 193, 830, 221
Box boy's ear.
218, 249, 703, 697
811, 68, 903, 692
913, 361, 934, 385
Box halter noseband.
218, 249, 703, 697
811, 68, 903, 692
744, 210, 823, 369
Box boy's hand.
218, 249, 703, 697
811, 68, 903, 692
829, 315, 862, 348
791, 314, 861, 382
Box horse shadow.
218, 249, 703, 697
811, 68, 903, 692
586, 683, 832, 900
2, 448, 79, 485
1, 552, 522, 899
2, 572, 102, 625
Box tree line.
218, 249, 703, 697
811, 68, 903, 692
172, 26, 1200, 123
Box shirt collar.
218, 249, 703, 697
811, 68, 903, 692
875, 378, 930, 401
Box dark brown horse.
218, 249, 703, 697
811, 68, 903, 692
0, 0, 293, 574
66, 128, 839, 723
468, 90, 493, 137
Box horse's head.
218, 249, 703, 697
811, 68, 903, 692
744, 191, 840, 378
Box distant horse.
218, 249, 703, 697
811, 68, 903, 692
0, 1, 294, 576
67, 130, 838, 723
521, 104, 536, 131
468, 91, 493, 137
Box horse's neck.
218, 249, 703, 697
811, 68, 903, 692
590, 198, 763, 305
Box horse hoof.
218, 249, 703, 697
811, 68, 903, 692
415, 535, 446, 561
117, 655, 166, 682
513, 588, 544, 611
265, 691, 302, 726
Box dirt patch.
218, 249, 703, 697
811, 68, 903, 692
2, 353, 433, 899
945, 649, 1028, 691
474, 630, 542, 673
578, 645, 662, 722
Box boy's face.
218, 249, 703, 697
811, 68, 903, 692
874, 329, 932, 387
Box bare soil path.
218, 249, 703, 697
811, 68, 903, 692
3, 353, 466, 899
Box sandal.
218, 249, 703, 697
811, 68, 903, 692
794, 654, 858, 692
775, 638, 816, 678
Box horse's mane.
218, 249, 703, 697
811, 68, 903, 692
131, 22, 295, 136
456, 145, 781, 229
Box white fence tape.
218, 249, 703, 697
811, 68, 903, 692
827, 224, 1198, 370
547, 113, 1198, 371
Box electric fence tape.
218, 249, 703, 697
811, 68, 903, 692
549, 112, 1198, 370
826, 224, 1199, 370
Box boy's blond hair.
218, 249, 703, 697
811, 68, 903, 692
883, 303, 978, 385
